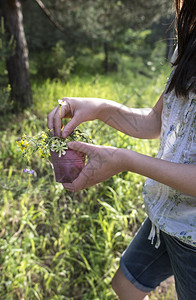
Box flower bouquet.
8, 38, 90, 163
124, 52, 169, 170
16, 129, 90, 183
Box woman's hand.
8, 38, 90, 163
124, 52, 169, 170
66, 142, 196, 197
63, 142, 125, 192
47, 97, 106, 138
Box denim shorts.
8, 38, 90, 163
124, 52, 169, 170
120, 218, 196, 300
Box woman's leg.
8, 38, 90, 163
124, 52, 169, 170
112, 218, 173, 300
112, 268, 149, 300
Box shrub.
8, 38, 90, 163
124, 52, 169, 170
33, 41, 75, 81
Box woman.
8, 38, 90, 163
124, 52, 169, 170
48, 1, 196, 299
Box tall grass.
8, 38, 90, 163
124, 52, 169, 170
0, 62, 176, 299
32, 60, 170, 115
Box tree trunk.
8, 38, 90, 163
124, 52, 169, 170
1, 0, 32, 111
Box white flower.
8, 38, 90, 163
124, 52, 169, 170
58, 99, 66, 106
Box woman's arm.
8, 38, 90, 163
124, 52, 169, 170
63, 142, 196, 197
99, 92, 163, 139
123, 149, 196, 197
47, 93, 164, 139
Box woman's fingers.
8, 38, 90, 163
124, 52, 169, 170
62, 182, 75, 192
62, 164, 95, 192
53, 105, 62, 137
63, 142, 119, 192
62, 142, 98, 192
63, 155, 107, 192
67, 141, 96, 156
62, 146, 92, 192
48, 97, 100, 137
47, 105, 59, 136
61, 117, 81, 138
47, 100, 73, 137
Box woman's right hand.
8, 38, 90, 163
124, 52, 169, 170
47, 97, 105, 138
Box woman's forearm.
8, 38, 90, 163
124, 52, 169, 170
98, 93, 163, 139
48, 93, 163, 139
120, 148, 196, 197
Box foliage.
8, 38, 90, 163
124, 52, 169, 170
0, 84, 13, 114
23, 0, 173, 53
46, 0, 172, 40
0, 117, 149, 299
16, 128, 90, 161
0, 1, 176, 297
46, 0, 173, 72
23, 0, 174, 74
0, 48, 175, 299
31, 41, 75, 81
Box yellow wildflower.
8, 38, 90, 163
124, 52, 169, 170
41, 132, 47, 140
39, 149, 45, 158
20, 139, 29, 147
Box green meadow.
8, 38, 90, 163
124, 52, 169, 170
0, 56, 177, 299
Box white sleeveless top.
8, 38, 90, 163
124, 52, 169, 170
143, 69, 196, 247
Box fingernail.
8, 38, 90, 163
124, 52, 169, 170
67, 142, 73, 147
62, 130, 68, 138
62, 133, 68, 139
62, 183, 74, 191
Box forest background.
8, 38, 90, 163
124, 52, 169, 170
0, 0, 177, 299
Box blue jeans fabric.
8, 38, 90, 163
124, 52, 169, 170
120, 218, 196, 300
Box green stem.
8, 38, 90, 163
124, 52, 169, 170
59, 105, 62, 137
28, 175, 31, 188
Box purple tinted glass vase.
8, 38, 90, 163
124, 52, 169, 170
51, 149, 85, 183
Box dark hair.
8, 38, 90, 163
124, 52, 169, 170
166, 0, 196, 98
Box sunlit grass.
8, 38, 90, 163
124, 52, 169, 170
32, 62, 170, 116
0, 59, 175, 299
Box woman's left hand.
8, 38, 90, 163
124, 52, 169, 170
64, 141, 196, 196
63, 142, 125, 192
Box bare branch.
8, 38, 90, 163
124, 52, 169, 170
34, 0, 65, 32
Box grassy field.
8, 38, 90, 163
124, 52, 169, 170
0, 60, 177, 299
